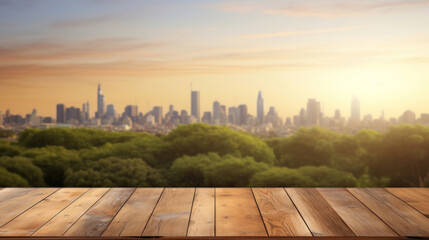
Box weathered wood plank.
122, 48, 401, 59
318, 188, 397, 236
0, 188, 58, 227
102, 188, 163, 236
0, 188, 33, 203
216, 188, 267, 237
142, 188, 195, 237
0, 188, 87, 236
286, 188, 354, 237
386, 188, 429, 217
64, 188, 134, 237
252, 188, 311, 236
33, 188, 109, 236
187, 188, 215, 236
348, 188, 429, 236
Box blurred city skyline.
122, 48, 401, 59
1, 0, 429, 118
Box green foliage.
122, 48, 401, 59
0, 156, 45, 186
163, 124, 276, 164
0, 123, 427, 187
64, 157, 166, 187
0, 129, 15, 138
0, 167, 29, 187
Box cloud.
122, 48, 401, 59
201, 1, 258, 12
50, 11, 123, 28
264, 0, 429, 18
238, 26, 362, 39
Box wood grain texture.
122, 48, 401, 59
142, 188, 195, 237
187, 188, 215, 237
64, 188, 134, 237
386, 188, 429, 217
216, 188, 267, 237
318, 188, 397, 236
252, 188, 311, 236
0, 188, 87, 236
286, 188, 355, 237
0, 188, 58, 228
33, 188, 109, 236
348, 188, 429, 237
102, 188, 163, 236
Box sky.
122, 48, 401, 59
1, 0, 429, 120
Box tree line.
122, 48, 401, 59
0, 124, 428, 187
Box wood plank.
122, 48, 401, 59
252, 188, 311, 236
64, 188, 134, 237
142, 188, 195, 237
386, 188, 429, 217
348, 188, 429, 236
286, 188, 355, 237
318, 188, 397, 236
216, 188, 267, 237
0, 188, 88, 236
102, 188, 163, 236
187, 188, 215, 237
0, 188, 34, 203
33, 188, 109, 236
0, 188, 58, 227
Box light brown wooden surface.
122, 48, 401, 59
386, 188, 429, 217
64, 188, 134, 237
318, 188, 397, 236
0, 188, 87, 236
253, 188, 312, 236
286, 188, 355, 237
142, 188, 195, 237
0, 188, 428, 238
33, 188, 109, 236
102, 188, 163, 236
348, 188, 429, 237
216, 188, 267, 236
187, 188, 215, 237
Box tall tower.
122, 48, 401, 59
191, 91, 200, 122
257, 90, 264, 125
213, 101, 220, 124
306, 99, 320, 126
56, 104, 65, 123
351, 95, 361, 122
97, 84, 105, 118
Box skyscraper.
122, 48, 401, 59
238, 104, 248, 125
124, 105, 138, 121
106, 104, 116, 118
351, 95, 361, 122
97, 84, 105, 118
56, 104, 65, 123
191, 91, 200, 122
306, 99, 321, 126
0, 111, 3, 127
213, 101, 220, 124
257, 91, 264, 125
153, 106, 163, 124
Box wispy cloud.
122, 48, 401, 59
201, 1, 258, 12
238, 26, 362, 39
264, 0, 429, 18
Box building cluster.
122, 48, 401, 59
1, 84, 429, 136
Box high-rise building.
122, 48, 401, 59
106, 104, 115, 118
306, 99, 321, 126
399, 110, 416, 124
191, 91, 200, 122
228, 107, 238, 124
257, 91, 264, 125
238, 104, 248, 125
266, 106, 280, 127
213, 101, 220, 124
351, 95, 361, 123
124, 105, 138, 121
180, 110, 188, 124
65, 106, 80, 123
220, 105, 227, 125
335, 109, 341, 120
82, 101, 90, 122
153, 106, 163, 124
56, 104, 65, 123
202, 112, 212, 124
0, 110, 3, 127
97, 84, 105, 118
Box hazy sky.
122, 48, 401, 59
1, 0, 429, 119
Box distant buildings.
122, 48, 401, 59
399, 110, 416, 124
350, 95, 361, 123
56, 104, 65, 124
97, 84, 105, 118
191, 91, 200, 122
257, 91, 264, 125
124, 105, 138, 121
306, 99, 321, 126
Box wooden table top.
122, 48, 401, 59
0, 188, 428, 238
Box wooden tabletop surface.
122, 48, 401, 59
0, 188, 428, 238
